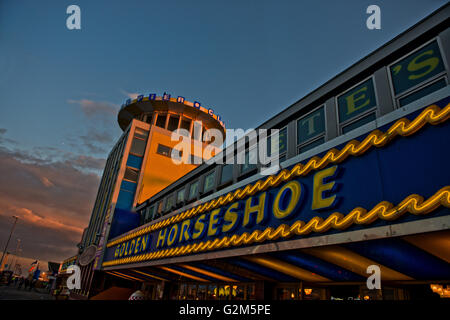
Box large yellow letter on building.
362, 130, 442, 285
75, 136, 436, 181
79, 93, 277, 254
312, 166, 338, 210
345, 87, 370, 116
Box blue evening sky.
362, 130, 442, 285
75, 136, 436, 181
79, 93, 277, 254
0, 0, 447, 161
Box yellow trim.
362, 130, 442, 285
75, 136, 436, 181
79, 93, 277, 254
179, 264, 237, 282
301, 246, 412, 281
106, 103, 450, 249
107, 271, 143, 282
404, 230, 450, 264
131, 269, 167, 281
103, 186, 450, 267
106, 271, 133, 281
158, 266, 209, 282
245, 255, 329, 282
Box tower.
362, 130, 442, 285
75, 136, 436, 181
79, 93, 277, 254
72, 93, 225, 298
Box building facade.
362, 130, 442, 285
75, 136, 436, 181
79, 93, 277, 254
72, 5, 450, 300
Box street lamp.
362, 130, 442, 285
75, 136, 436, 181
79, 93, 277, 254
0, 215, 19, 271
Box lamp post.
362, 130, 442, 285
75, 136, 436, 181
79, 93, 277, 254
0, 215, 19, 271
10, 239, 21, 273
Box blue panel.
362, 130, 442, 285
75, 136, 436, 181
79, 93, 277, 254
127, 154, 143, 169
109, 208, 140, 239
121, 180, 137, 193
227, 259, 298, 282
272, 251, 364, 282
192, 262, 251, 282
116, 190, 135, 210
344, 238, 450, 280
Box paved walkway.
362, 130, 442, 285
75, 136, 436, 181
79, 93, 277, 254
0, 285, 55, 300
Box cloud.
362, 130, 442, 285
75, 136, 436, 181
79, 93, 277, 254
65, 155, 106, 171
120, 89, 139, 100
0, 146, 100, 263
0, 128, 16, 145
68, 99, 118, 117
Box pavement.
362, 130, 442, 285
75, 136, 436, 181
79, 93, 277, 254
0, 284, 55, 300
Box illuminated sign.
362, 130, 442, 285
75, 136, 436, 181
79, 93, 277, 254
113, 234, 150, 259
122, 93, 225, 129
103, 97, 450, 267
390, 40, 445, 95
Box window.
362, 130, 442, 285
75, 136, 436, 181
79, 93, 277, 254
390, 40, 446, 107
297, 107, 325, 145
167, 115, 180, 132
337, 79, 377, 134
156, 144, 182, 159
188, 180, 199, 200
157, 200, 164, 216
398, 77, 447, 107
180, 117, 192, 135
155, 114, 167, 128
146, 114, 153, 125
298, 137, 325, 154
241, 149, 257, 175
124, 167, 139, 182
268, 127, 288, 159
297, 106, 326, 154
220, 164, 234, 185
145, 205, 155, 222
130, 137, 147, 157
177, 188, 185, 203
342, 113, 376, 134
134, 127, 149, 140
165, 194, 175, 211
193, 121, 203, 141
203, 171, 216, 193
156, 144, 171, 157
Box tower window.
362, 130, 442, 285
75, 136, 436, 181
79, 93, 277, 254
155, 114, 167, 129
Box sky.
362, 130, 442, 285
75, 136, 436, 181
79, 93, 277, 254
0, 0, 447, 272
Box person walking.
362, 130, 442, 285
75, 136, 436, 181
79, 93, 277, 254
17, 276, 24, 290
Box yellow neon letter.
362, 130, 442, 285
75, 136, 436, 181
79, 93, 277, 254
156, 228, 167, 248
273, 180, 302, 219
166, 224, 179, 247
243, 193, 267, 228
192, 214, 207, 239
222, 202, 239, 233
179, 219, 191, 243
134, 237, 141, 254
141, 235, 149, 251
312, 165, 338, 210
207, 209, 221, 237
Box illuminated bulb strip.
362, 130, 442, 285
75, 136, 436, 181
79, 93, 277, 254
102, 186, 450, 267
106, 103, 450, 248
178, 264, 238, 282
130, 269, 167, 281
158, 266, 209, 282
107, 271, 143, 282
